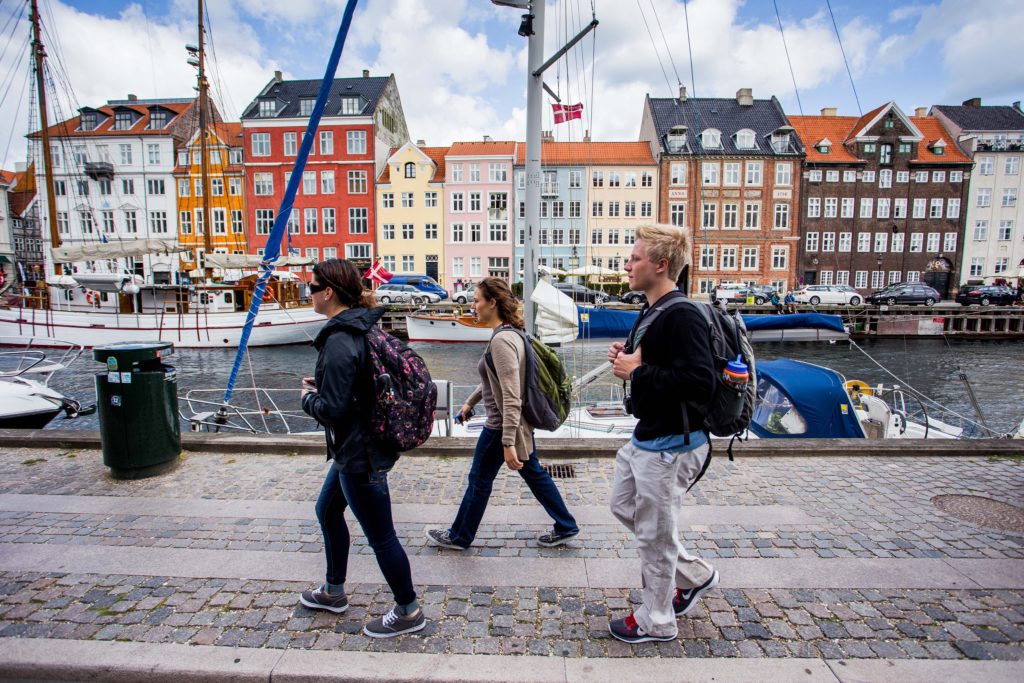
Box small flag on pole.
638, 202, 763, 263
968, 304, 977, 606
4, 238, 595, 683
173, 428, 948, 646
363, 259, 393, 285
552, 102, 583, 124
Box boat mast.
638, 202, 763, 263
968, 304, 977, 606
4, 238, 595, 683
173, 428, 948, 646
522, 1, 544, 335
30, 0, 61, 275
196, 0, 213, 279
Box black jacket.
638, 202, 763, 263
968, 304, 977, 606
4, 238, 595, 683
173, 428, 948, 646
628, 292, 717, 441
302, 306, 395, 472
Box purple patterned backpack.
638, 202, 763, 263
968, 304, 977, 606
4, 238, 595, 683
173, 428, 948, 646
363, 327, 437, 452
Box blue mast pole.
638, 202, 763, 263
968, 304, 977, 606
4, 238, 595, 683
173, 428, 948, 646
224, 0, 360, 404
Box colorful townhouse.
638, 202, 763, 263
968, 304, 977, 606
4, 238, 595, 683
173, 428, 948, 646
789, 103, 972, 298
240, 71, 409, 272
512, 140, 657, 278
375, 141, 447, 282
932, 99, 1024, 287
3, 165, 43, 284
639, 87, 804, 295
173, 122, 247, 273
30, 95, 202, 281
443, 140, 517, 291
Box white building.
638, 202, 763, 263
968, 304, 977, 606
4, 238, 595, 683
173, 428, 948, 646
932, 99, 1024, 286
31, 96, 202, 281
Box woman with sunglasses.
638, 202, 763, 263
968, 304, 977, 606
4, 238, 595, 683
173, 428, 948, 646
299, 258, 425, 638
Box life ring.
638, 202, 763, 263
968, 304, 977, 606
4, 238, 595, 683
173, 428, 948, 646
845, 379, 873, 397
85, 290, 100, 307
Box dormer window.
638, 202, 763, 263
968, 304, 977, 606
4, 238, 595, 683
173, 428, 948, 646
816, 138, 832, 154
80, 112, 98, 131
299, 98, 316, 116
149, 108, 169, 129
665, 125, 687, 153
735, 129, 756, 150
341, 97, 361, 115
701, 129, 722, 149
404, 162, 416, 178
258, 99, 277, 117
930, 139, 946, 156
884, 118, 895, 129
771, 132, 791, 153
113, 110, 136, 131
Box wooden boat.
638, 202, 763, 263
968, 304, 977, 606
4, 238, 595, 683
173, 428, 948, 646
405, 313, 492, 343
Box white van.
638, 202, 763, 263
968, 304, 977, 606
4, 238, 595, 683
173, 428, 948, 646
713, 283, 747, 302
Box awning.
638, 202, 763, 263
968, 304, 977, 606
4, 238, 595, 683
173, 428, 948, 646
0, 255, 11, 264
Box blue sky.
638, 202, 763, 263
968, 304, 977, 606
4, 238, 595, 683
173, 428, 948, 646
2, 0, 1023, 168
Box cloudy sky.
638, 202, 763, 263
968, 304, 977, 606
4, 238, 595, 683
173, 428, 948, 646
1, 0, 1023, 168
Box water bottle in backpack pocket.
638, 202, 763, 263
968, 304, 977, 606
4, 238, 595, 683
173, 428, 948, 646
712, 355, 749, 422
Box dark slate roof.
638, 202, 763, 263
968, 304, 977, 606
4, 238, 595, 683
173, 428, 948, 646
932, 105, 1024, 132
647, 96, 804, 156
241, 76, 390, 120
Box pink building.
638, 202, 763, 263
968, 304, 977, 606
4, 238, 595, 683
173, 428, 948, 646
443, 141, 518, 293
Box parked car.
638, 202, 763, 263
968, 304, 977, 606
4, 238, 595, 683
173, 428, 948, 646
712, 283, 748, 302
620, 290, 647, 305
376, 284, 439, 305
955, 285, 1017, 306
385, 274, 449, 301
554, 283, 616, 304
451, 288, 472, 304
793, 284, 863, 306
867, 283, 941, 306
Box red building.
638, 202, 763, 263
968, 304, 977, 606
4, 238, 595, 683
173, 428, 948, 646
240, 70, 409, 274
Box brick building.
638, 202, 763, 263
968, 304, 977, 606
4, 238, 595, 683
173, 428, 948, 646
789, 103, 972, 298
240, 71, 408, 273
639, 88, 804, 295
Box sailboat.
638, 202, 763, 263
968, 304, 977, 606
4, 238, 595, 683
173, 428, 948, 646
0, 0, 324, 348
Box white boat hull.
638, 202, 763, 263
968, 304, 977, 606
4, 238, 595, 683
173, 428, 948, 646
406, 315, 492, 343
0, 306, 326, 348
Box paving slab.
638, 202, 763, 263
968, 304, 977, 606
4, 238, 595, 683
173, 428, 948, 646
944, 559, 1024, 589
564, 657, 838, 682
827, 659, 1024, 683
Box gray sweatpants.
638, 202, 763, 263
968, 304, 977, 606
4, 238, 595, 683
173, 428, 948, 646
610, 439, 715, 637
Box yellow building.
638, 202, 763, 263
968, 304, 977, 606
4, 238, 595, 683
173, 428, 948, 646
174, 122, 247, 272
375, 142, 447, 284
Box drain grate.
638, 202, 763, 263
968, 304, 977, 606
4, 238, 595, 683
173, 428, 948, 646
542, 463, 576, 479
931, 494, 1024, 534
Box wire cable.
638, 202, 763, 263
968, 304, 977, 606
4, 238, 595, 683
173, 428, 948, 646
773, 0, 804, 116
825, 0, 862, 116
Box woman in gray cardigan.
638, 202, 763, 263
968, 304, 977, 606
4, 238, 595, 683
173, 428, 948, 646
426, 277, 579, 549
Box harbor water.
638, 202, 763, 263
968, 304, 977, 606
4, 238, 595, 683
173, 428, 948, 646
44, 337, 1024, 436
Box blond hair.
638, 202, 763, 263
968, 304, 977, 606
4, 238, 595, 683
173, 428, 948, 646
636, 223, 691, 281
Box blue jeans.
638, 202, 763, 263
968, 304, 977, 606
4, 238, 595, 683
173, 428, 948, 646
449, 427, 578, 547
315, 466, 416, 606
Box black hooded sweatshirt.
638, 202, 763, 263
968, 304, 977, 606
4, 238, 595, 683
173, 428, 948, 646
302, 306, 396, 473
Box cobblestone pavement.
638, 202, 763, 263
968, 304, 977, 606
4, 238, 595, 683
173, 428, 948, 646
0, 447, 1021, 661
1, 572, 1023, 660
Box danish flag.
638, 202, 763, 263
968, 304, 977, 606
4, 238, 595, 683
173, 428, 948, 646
364, 260, 393, 285
552, 102, 584, 124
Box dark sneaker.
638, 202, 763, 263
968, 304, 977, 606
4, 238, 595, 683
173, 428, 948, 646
608, 613, 676, 643
537, 529, 579, 547
425, 528, 466, 550
363, 607, 427, 638
673, 569, 720, 616
299, 584, 349, 613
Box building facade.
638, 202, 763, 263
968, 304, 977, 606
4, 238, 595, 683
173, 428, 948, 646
789, 103, 972, 297
30, 96, 202, 280
240, 71, 408, 274
173, 122, 247, 273
444, 141, 516, 290
639, 88, 804, 296
375, 142, 447, 282
932, 100, 1024, 287
5, 166, 43, 284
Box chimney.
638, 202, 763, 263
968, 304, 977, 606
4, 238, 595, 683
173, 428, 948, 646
273, 70, 282, 83
915, 107, 927, 117
820, 107, 837, 117
541, 130, 554, 142
1013, 101, 1022, 112
962, 97, 981, 107
416, 139, 425, 146
583, 129, 591, 142
678, 85, 687, 101
127, 93, 137, 102
483, 135, 492, 142
736, 88, 753, 106
362, 69, 370, 78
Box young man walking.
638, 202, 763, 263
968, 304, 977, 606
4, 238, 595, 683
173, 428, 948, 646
606, 223, 720, 643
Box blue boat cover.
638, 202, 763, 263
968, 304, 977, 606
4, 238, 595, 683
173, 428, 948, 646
748, 359, 865, 439
577, 307, 846, 339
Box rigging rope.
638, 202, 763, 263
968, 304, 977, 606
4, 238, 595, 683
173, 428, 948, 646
825, 0, 862, 116
773, 0, 804, 116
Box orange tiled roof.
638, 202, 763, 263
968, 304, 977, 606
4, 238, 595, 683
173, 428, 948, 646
910, 116, 971, 163
211, 121, 243, 145
788, 116, 863, 163
847, 102, 891, 141
447, 141, 517, 157
378, 145, 449, 184
515, 141, 655, 165
0, 169, 16, 185
29, 100, 195, 139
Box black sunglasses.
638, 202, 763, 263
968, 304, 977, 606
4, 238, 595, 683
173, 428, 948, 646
309, 281, 328, 294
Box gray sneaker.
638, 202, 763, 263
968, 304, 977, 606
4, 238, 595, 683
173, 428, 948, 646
299, 584, 349, 613
425, 528, 467, 550
363, 607, 426, 638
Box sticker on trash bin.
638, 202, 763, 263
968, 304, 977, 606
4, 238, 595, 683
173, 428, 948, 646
107, 372, 120, 384
106, 356, 118, 372
121, 373, 132, 384
110, 395, 121, 406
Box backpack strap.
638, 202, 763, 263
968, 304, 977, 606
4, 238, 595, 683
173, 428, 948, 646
625, 290, 687, 353
685, 438, 714, 493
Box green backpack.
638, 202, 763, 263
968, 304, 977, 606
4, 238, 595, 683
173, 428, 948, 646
485, 326, 571, 430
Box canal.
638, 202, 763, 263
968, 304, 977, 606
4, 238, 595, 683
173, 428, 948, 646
47, 337, 1024, 436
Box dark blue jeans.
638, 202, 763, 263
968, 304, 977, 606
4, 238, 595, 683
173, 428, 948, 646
315, 466, 416, 606
449, 427, 578, 547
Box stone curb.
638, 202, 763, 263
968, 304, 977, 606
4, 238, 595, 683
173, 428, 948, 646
1, 638, 1022, 682
3, 429, 1023, 458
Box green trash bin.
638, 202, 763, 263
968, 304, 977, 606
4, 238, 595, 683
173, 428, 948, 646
94, 342, 180, 479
